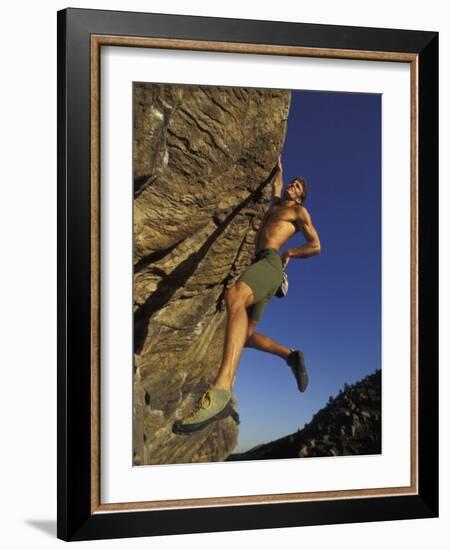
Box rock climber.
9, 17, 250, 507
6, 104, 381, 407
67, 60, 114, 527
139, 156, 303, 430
173, 156, 321, 434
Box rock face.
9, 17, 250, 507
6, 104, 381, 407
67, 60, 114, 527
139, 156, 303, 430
133, 83, 291, 465
227, 369, 382, 461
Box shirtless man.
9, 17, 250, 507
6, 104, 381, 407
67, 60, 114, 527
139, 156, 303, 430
173, 157, 321, 434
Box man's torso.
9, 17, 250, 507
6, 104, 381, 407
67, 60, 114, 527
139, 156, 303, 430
255, 204, 299, 253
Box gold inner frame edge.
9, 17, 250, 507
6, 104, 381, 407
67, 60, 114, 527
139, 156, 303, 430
89, 34, 419, 514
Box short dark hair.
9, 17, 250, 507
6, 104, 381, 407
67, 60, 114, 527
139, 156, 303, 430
290, 177, 308, 205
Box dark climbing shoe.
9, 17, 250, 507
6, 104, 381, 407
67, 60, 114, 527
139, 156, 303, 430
287, 349, 309, 392
172, 385, 239, 434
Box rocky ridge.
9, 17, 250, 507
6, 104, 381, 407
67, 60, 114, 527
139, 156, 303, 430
227, 369, 382, 461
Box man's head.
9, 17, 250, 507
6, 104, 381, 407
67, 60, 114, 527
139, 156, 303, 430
284, 177, 308, 205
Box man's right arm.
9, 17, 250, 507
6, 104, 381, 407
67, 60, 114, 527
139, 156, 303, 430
270, 157, 283, 207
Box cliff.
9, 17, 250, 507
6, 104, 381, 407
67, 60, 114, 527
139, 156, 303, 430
227, 369, 382, 461
133, 83, 291, 465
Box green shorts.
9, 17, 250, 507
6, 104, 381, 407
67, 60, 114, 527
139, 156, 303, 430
237, 248, 284, 322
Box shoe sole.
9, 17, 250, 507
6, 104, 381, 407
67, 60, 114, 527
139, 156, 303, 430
290, 351, 308, 392
172, 400, 240, 435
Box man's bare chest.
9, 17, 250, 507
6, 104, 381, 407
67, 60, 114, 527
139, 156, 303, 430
261, 206, 298, 231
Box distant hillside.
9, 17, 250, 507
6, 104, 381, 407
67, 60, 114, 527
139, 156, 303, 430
227, 369, 381, 461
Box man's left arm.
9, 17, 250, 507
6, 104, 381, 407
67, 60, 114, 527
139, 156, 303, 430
282, 207, 321, 266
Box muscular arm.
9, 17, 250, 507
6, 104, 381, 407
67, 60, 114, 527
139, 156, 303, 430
270, 157, 283, 207
284, 206, 321, 261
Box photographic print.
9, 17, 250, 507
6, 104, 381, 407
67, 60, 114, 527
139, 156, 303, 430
132, 83, 381, 466
58, 8, 438, 540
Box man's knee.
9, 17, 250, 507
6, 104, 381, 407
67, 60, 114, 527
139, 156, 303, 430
245, 321, 258, 346
225, 282, 253, 310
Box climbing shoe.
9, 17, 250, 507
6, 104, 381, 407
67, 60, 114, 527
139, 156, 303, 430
286, 349, 309, 393
172, 385, 239, 434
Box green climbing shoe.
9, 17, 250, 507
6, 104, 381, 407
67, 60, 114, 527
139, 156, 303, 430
287, 349, 309, 393
172, 385, 237, 434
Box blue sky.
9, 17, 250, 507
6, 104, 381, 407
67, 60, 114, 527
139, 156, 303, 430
233, 89, 381, 453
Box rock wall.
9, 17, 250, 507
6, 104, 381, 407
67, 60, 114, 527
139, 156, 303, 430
133, 83, 291, 465
227, 369, 382, 461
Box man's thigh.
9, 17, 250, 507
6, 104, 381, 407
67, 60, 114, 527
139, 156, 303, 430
247, 297, 269, 323
238, 258, 280, 304
229, 280, 255, 308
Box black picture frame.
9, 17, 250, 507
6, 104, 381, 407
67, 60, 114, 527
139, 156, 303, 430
57, 7, 438, 542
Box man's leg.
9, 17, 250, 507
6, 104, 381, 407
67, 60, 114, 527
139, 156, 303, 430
245, 329, 291, 361
172, 282, 255, 434
213, 281, 255, 391
244, 321, 309, 393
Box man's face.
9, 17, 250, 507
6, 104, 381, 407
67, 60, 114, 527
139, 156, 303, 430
284, 179, 303, 204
